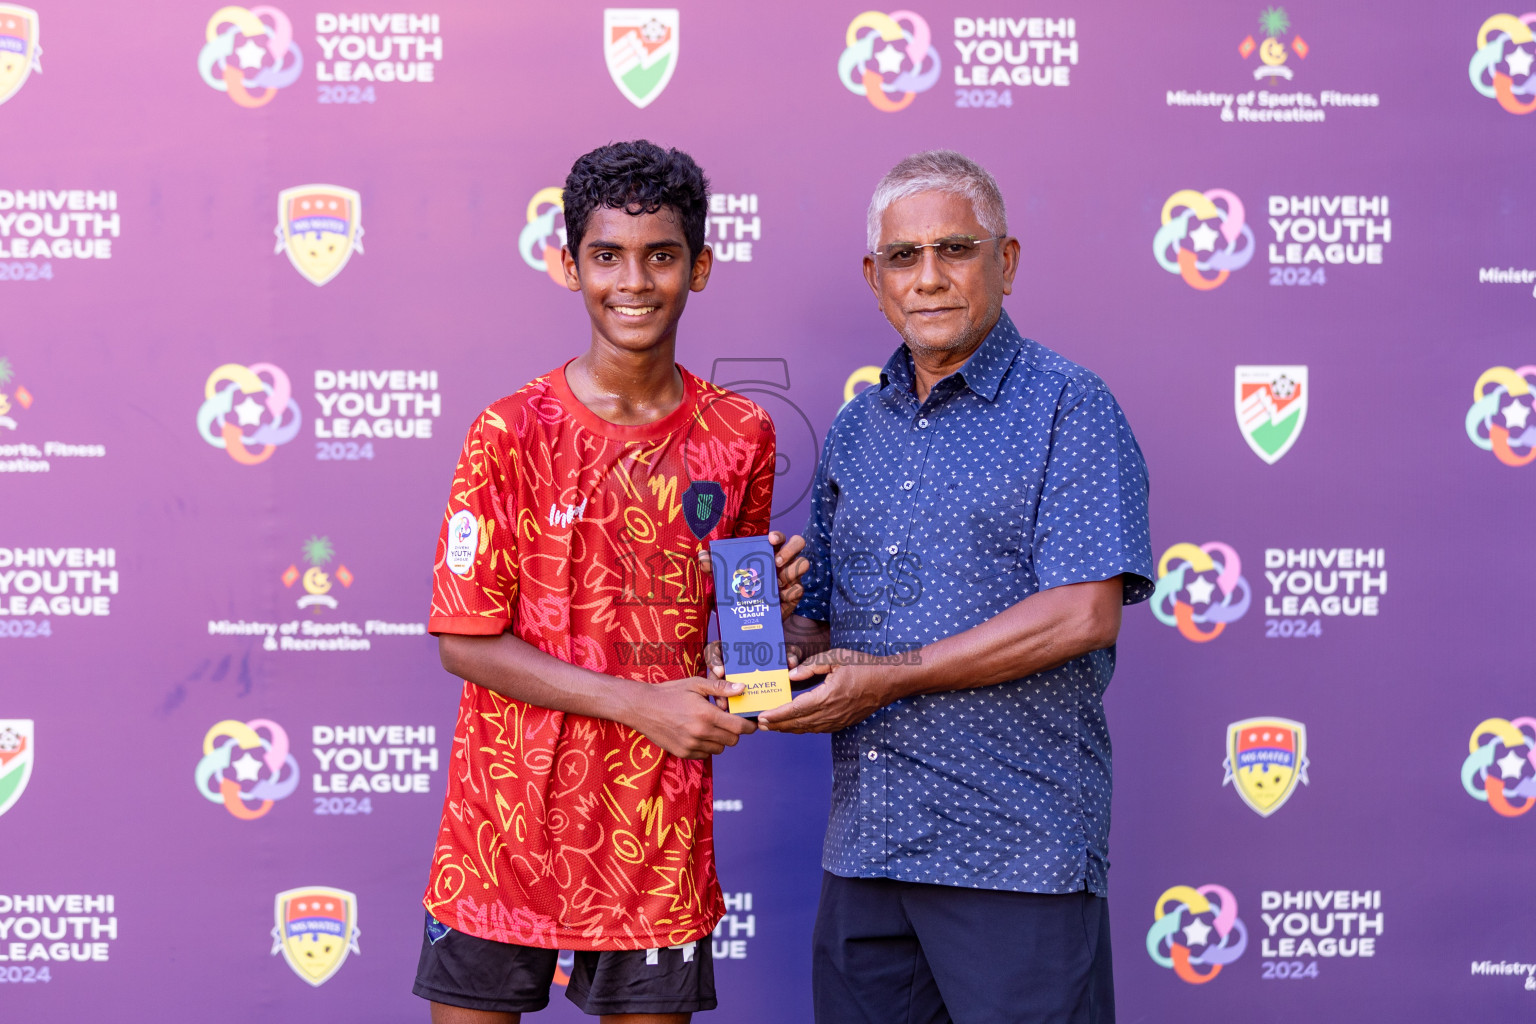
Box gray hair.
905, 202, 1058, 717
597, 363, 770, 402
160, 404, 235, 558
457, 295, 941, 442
866, 150, 1008, 252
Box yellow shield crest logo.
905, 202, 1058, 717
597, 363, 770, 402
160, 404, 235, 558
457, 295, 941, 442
271, 886, 360, 986
275, 185, 363, 286
1223, 717, 1308, 817
0, 5, 41, 106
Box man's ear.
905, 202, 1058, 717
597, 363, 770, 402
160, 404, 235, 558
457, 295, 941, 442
862, 255, 880, 300
999, 236, 1021, 296
560, 245, 581, 292
689, 244, 714, 292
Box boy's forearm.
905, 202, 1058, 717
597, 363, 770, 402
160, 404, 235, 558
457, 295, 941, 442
439, 632, 649, 727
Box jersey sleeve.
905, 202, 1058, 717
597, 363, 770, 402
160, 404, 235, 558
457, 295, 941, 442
428, 408, 519, 635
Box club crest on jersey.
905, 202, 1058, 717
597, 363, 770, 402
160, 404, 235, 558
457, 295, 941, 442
0, 719, 34, 818
681, 480, 725, 539
0, 5, 41, 106
1235, 365, 1307, 464
604, 8, 678, 108
275, 185, 363, 286
271, 886, 360, 986
1222, 717, 1309, 817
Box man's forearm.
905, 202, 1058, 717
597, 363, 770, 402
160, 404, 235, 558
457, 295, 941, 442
439, 632, 652, 726
889, 577, 1123, 700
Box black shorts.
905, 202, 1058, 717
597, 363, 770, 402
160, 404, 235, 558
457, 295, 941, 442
813, 874, 1114, 1024
411, 912, 717, 1016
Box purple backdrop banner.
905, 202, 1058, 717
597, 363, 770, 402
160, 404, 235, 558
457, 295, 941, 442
4, 1, 1534, 1020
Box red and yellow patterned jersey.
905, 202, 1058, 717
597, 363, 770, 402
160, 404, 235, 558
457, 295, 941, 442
424, 362, 775, 950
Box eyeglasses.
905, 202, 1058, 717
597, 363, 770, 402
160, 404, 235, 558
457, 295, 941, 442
868, 235, 1003, 270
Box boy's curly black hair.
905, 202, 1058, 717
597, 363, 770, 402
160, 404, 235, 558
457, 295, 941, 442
562, 140, 711, 266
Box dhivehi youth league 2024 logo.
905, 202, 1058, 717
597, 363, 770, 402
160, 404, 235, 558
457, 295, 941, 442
0, 719, 34, 818
604, 9, 678, 108
272, 887, 360, 986
1146, 884, 1248, 984
1152, 542, 1251, 642
0, 5, 41, 107
839, 11, 941, 112
731, 566, 762, 601
1466, 365, 1536, 466
519, 187, 567, 286
197, 362, 302, 464
276, 185, 363, 286
1469, 14, 1536, 115
194, 718, 300, 819
1154, 189, 1255, 290
1462, 717, 1536, 817
1235, 366, 1307, 464
197, 6, 302, 108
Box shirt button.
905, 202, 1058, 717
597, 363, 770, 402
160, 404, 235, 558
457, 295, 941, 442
886, 544, 897, 555
917, 418, 930, 429
866, 749, 878, 762
902, 480, 913, 490
871, 613, 882, 624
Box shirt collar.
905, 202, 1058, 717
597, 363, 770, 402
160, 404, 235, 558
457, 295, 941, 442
879, 310, 1024, 404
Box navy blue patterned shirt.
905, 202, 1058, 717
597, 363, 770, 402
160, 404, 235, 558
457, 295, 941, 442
795, 311, 1153, 896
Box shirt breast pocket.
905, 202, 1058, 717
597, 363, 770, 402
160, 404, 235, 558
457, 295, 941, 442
934, 475, 1031, 584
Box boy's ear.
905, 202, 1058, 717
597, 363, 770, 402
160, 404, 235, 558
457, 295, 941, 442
689, 244, 714, 293
561, 245, 581, 291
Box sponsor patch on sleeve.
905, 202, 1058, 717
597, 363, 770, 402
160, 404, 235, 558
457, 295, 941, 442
445, 510, 478, 576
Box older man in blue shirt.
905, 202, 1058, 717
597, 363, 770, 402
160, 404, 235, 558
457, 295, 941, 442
764, 151, 1152, 1024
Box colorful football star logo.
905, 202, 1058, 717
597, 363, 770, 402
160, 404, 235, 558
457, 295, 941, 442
1223, 718, 1309, 817
197, 362, 302, 465
283, 536, 352, 611
731, 567, 763, 601
1147, 884, 1248, 984
0, 5, 41, 107
1462, 717, 1536, 817
1466, 365, 1536, 466
1235, 366, 1307, 464
0, 720, 34, 819
272, 887, 360, 986
1240, 7, 1307, 81
838, 10, 941, 112
275, 185, 363, 286
1152, 542, 1251, 643
519, 187, 567, 287
0, 356, 34, 431
1470, 14, 1536, 115
194, 718, 300, 820
604, 9, 678, 108
1154, 190, 1255, 291
197, 6, 302, 108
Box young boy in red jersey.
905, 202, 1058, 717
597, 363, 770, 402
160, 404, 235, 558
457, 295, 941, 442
413, 141, 805, 1023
